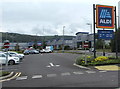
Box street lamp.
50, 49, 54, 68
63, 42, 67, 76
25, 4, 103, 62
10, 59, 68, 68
62, 26, 65, 52
86, 23, 92, 50
86, 23, 92, 34
117, 16, 119, 29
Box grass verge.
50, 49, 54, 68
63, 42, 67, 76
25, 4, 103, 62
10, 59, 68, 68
0, 71, 10, 77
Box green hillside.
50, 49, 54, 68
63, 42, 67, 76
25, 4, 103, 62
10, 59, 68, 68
1, 32, 75, 43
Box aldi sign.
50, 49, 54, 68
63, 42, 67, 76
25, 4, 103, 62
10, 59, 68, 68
96, 5, 114, 29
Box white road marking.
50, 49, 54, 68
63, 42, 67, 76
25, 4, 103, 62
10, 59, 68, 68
46, 65, 51, 68
16, 76, 28, 80
61, 72, 71, 76
73, 63, 91, 69
47, 74, 57, 77
50, 63, 54, 66
32, 75, 42, 79
73, 71, 84, 75
86, 71, 96, 73
99, 71, 107, 73
55, 65, 60, 67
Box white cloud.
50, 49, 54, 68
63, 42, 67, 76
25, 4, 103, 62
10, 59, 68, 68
0, 0, 119, 36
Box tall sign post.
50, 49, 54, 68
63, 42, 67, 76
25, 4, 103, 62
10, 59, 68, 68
94, 4, 118, 58
93, 4, 96, 58
114, 7, 118, 59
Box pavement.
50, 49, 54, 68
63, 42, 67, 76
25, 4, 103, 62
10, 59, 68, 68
94, 65, 120, 71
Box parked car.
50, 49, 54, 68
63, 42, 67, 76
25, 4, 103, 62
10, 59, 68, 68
0, 53, 20, 65
23, 50, 30, 55
8, 51, 24, 60
29, 50, 39, 54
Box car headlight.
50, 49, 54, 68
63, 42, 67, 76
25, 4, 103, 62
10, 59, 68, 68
14, 58, 19, 60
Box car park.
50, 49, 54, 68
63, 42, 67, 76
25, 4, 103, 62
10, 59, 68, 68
0, 53, 20, 65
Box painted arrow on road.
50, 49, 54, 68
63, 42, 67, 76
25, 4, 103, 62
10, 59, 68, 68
46, 63, 60, 68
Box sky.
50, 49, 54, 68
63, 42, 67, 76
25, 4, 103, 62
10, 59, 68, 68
0, 0, 119, 36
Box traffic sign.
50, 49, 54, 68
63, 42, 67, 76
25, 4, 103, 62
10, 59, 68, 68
98, 30, 114, 40
83, 41, 89, 48
96, 5, 114, 29
4, 40, 10, 48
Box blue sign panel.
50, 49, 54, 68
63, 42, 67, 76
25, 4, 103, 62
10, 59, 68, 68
37, 41, 42, 46
28, 42, 34, 46
98, 30, 114, 40
96, 5, 114, 29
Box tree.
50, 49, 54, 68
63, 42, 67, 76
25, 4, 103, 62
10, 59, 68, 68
111, 28, 120, 52
96, 39, 103, 49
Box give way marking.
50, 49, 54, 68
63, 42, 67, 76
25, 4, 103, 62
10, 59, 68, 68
46, 63, 60, 68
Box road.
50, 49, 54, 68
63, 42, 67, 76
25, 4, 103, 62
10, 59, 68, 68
2, 53, 119, 87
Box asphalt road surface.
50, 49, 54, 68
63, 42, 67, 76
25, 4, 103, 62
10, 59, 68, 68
2, 53, 119, 87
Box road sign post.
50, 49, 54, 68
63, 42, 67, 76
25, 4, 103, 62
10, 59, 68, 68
83, 41, 89, 65
4, 40, 10, 70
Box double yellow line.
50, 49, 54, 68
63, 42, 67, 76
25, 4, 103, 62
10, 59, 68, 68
0, 72, 21, 82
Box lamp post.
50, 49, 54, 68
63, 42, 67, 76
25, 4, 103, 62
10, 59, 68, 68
86, 23, 92, 50
62, 26, 65, 53
86, 23, 92, 34
117, 16, 119, 29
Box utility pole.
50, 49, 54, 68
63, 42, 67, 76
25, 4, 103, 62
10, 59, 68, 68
62, 26, 65, 53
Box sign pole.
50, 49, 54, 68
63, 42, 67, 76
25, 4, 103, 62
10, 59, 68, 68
103, 39, 105, 56
102, 28, 105, 56
4, 40, 10, 71
114, 6, 118, 59
85, 48, 87, 65
93, 4, 96, 58
5, 48, 8, 70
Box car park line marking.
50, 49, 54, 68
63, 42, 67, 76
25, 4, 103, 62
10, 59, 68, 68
73, 72, 84, 75
32, 75, 42, 79
61, 72, 71, 76
47, 74, 57, 77
99, 71, 107, 73
86, 71, 96, 73
16, 76, 28, 80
